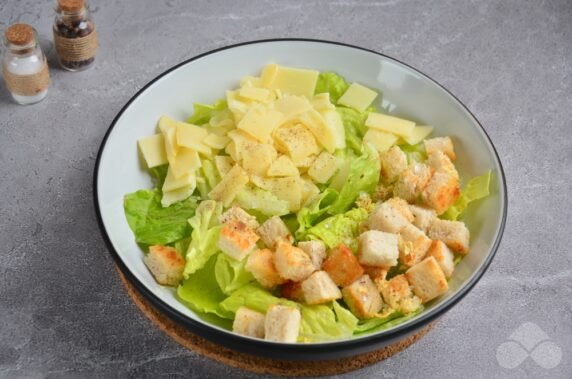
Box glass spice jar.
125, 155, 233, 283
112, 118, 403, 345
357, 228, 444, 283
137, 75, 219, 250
2, 23, 50, 105
53, 0, 98, 71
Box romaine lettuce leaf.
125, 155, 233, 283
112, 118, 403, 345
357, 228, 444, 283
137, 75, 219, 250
219, 284, 297, 314
295, 188, 339, 238
124, 189, 198, 245
443, 171, 492, 220
186, 99, 227, 125
235, 186, 290, 217
336, 107, 368, 153
354, 307, 423, 334
305, 207, 368, 250
315, 72, 350, 103
327, 144, 380, 215
215, 253, 255, 295
148, 164, 169, 188
177, 255, 233, 319
183, 200, 223, 277
399, 142, 427, 164
196, 159, 221, 198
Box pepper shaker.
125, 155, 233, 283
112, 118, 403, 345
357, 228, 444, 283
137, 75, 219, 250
53, 0, 98, 71
2, 23, 50, 105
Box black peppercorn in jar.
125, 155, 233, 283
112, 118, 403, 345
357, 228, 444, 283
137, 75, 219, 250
53, 0, 98, 71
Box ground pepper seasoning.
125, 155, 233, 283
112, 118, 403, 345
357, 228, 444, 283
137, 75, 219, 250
53, 0, 98, 71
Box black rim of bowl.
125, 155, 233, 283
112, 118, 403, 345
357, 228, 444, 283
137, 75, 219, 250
93, 38, 508, 358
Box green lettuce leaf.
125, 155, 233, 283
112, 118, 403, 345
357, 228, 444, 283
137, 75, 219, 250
219, 284, 297, 314
183, 200, 223, 277
336, 107, 368, 153
124, 189, 198, 245
148, 164, 169, 189
315, 72, 350, 103
215, 253, 255, 295
306, 207, 368, 250
186, 99, 227, 125
177, 255, 233, 319
398, 142, 427, 164
295, 188, 339, 238
235, 186, 290, 217
443, 171, 492, 220
327, 144, 380, 215
354, 307, 423, 334
196, 159, 221, 198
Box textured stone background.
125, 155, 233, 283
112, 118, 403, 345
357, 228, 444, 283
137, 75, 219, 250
1, 0, 571, 378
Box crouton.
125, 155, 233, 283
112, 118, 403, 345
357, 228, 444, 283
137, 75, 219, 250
426, 240, 455, 278
393, 163, 434, 202
342, 275, 383, 319
367, 197, 414, 233
274, 240, 315, 281
245, 249, 285, 289
380, 146, 407, 183
408, 204, 437, 232
301, 271, 342, 305
421, 171, 460, 215
219, 206, 260, 229
280, 281, 305, 302
426, 150, 459, 179
298, 240, 327, 270
218, 219, 259, 261
424, 136, 456, 161
377, 274, 422, 314
427, 218, 470, 254
264, 304, 301, 343
233, 307, 265, 338
405, 256, 449, 303
362, 266, 389, 283
322, 244, 364, 287
144, 245, 185, 286
257, 216, 293, 249
358, 230, 399, 268
398, 224, 432, 267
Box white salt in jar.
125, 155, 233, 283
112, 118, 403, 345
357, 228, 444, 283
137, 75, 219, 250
2, 23, 50, 105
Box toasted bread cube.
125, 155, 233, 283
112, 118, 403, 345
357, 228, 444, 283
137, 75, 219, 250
398, 224, 433, 267
257, 216, 293, 249
393, 163, 434, 202
298, 240, 327, 270
280, 281, 305, 302
220, 206, 259, 229
233, 307, 265, 338
424, 137, 456, 161
426, 150, 459, 179
144, 245, 185, 286
275, 240, 315, 281
426, 240, 455, 278
422, 171, 461, 215
405, 257, 449, 303
264, 305, 301, 343
408, 205, 437, 233
342, 275, 383, 319
427, 218, 470, 254
245, 249, 285, 289
368, 197, 414, 233
322, 244, 364, 287
301, 271, 342, 305
362, 266, 389, 283
380, 146, 407, 183
377, 274, 422, 314
358, 230, 399, 268
218, 219, 259, 261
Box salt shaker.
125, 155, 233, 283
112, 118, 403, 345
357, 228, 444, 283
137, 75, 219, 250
2, 23, 50, 105
53, 0, 98, 71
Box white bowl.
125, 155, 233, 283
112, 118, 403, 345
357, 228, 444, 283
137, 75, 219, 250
94, 39, 507, 359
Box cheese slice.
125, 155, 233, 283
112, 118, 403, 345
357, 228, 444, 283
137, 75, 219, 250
227, 130, 260, 161
138, 134, 167, 168
161, 184, 195, 208
251, 176, 303, 212
176, 123, 208, 147
203, 134, 231, 150
296, 110, 336, 153
321, 109, 346, 149
214, 156, 234, 176
267, 65, 319, 98
208, 165, 249, 206
338, 82, 378, 112
163, 167, 196, 192
240, 75, 263, 88
164, 127, 178, 167
311, 93, 335, 111
237, 105, 283, 142
170, 147, 202, 178
273, 95, 312, 120
261, 63, 278, 88
239, 87, 272, 102
366, 112, 415, 138
364, 129, 399, 153
307, 152, 338, 184
267, 155, 299, 177
401, 126, 434, 145
301, 175, 320, 206
158, 114, 178, 134
242, 144, 277, 177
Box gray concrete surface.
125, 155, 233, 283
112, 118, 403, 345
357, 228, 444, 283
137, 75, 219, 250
1, 0, 571, 377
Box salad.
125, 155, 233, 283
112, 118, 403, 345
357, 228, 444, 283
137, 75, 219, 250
125, 64, 491, 343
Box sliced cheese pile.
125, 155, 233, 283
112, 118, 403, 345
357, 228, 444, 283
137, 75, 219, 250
364, 112, 433, 153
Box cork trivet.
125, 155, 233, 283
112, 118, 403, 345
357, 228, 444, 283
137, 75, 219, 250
54, 29, 98, 62
3, 60, 50, 96
117, 268, 435, 376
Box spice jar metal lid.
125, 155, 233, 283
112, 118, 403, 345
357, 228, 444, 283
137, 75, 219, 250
57, 0, 85, 13
5, 23, 35, 46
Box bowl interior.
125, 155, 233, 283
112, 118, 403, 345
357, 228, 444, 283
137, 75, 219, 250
96, 40, 506, 344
